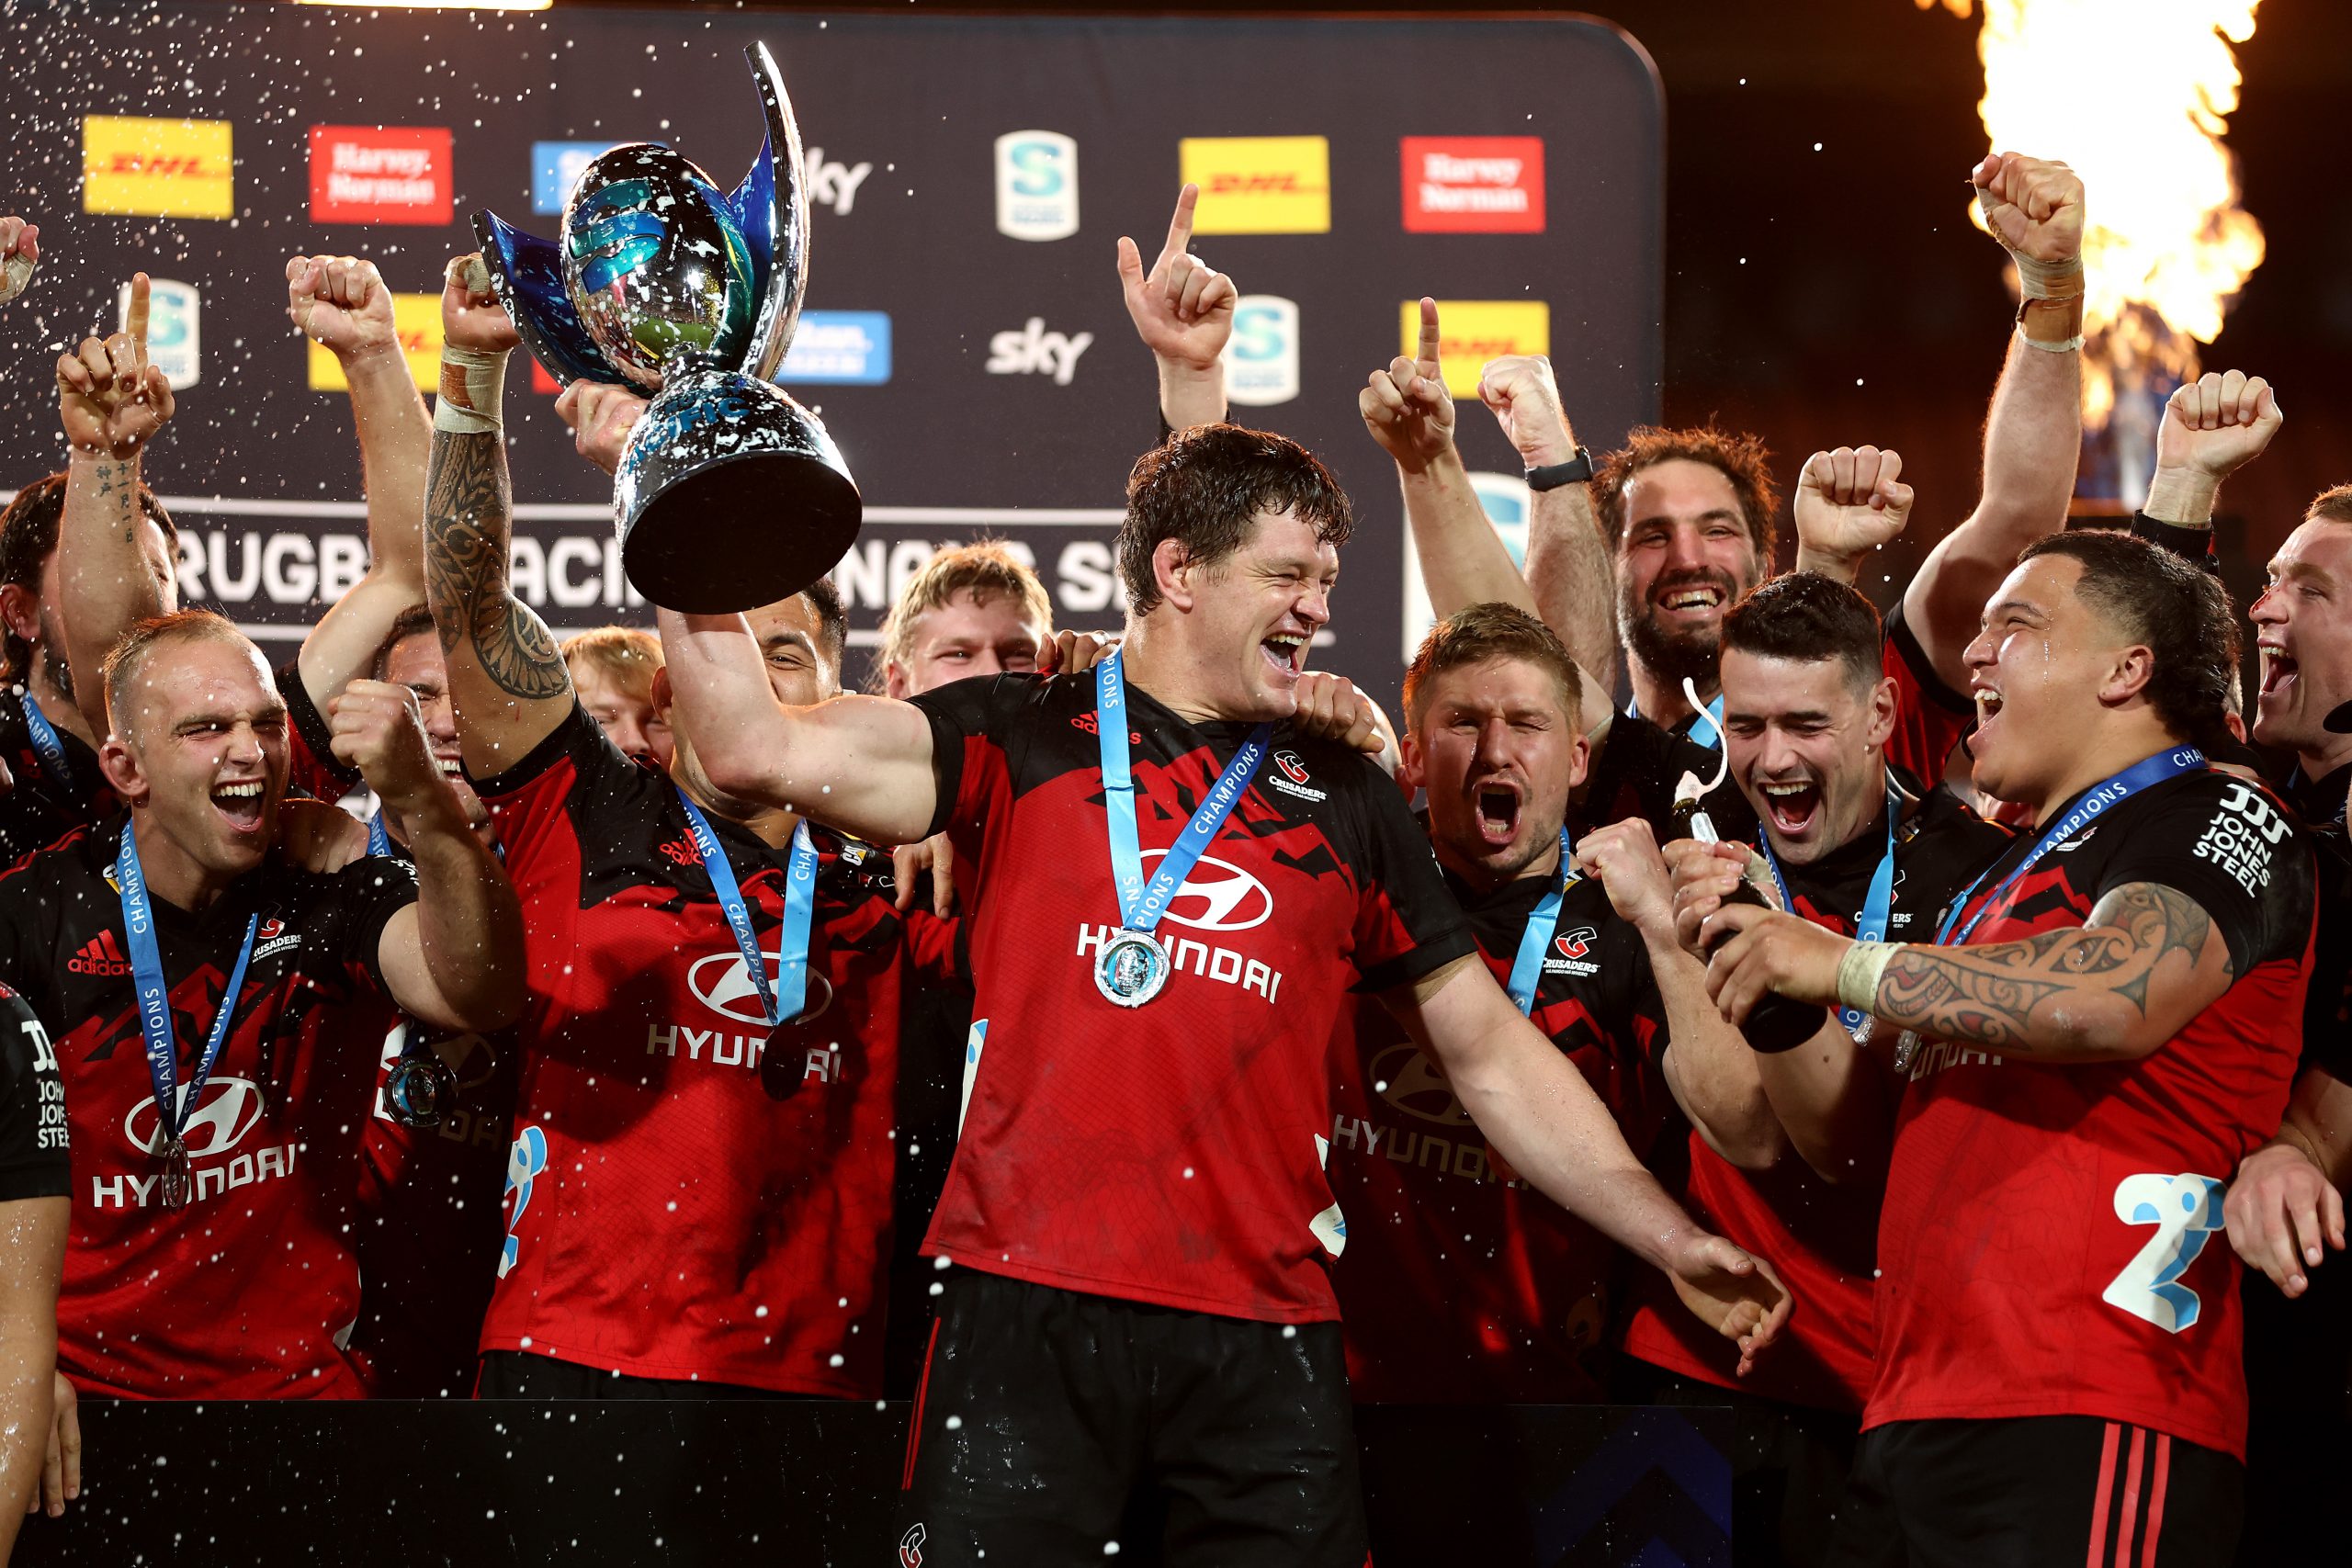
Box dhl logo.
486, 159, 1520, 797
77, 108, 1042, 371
308, 292, 444, 391
82, 117, 234, 219
1402, 301, 1552, 398
1180, 137, 1330, 235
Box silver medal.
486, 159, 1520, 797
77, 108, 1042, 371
1093, 929, 1170, 1009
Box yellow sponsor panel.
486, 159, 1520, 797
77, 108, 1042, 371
308, 293, 444, 391
82, 116, 234, 219
1405, 301, 1551, 398
1179, 136, 1330, 235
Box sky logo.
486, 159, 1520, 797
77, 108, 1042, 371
778, 310, 892, 385
1223, 294, 1298, 407
995, 130, 1078, 242
532, 141, 616, 215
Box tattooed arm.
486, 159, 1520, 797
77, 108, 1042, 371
1700, 881, 2238, 1065
421, 258, 573, 778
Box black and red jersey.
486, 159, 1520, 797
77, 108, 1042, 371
1623, 778, 2009, 1412
1329, 866, 1677, 1402
349, 1019, 519, 1396
0, 982, 69, 1203
280, 660, 364, 807
1870, 769, 2315, 1458
0, 688, 108, 863
911, 672, 1476, 1325
0, 817, 416, 1398
475, 705, 905, 1396
1882, 601, 1975, 785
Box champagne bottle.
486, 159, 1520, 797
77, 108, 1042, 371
1669, 774, 1828, 1054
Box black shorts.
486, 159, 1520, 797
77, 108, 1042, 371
1829, 1416, 2241, 1568
897, 1269, 1368, 1568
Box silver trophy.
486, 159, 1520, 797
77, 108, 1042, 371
472, 42, 860, 614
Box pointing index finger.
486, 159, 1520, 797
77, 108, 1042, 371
128, 271, 151, 353
1417, 297, 1441, 370
1162, 183, 1199, 263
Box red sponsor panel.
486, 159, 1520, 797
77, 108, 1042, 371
310, 126, 453, 225
1400, 136, 1545, 234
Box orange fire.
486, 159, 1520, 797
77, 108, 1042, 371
1920, 0, 2266, 437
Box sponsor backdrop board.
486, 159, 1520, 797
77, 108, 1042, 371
0, 5, 1662, 703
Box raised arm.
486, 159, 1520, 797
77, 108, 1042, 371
1701, 878, 2238, 1066
1791, 446, 1915, 585
1580, 820, 1786, 1169
656, 608, 940, 849
288, 256, 434, 705
1381, 953, 1792, 1372
2137, 369, 2282, 536
1117, 183, 1234, 434
421, 254, 574, 777
1480, 352, 1620, 694
1362, 302, 1613, 726
1901, 153, 2086, 691
53, 272, 177, 738
333, 678, 525, 1032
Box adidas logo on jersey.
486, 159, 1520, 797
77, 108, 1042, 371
68, 930, 133, 977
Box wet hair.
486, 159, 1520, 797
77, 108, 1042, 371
2019, 528, 2239, 753
1119, 423, 1352, 616
876, 539, 1053, 691
1720, 572, 1885, 693
1402, 601, 1583, 731
101, 609, 257, 743
558, 624, 663, 703
2308, 484, 2352, 526
0, 471, 180, 682
1591, 424, 1778, 563
371, 604, 441, 682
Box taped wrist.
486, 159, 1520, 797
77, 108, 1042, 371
1837, 940, 1899, 1016
435, 345, 508, 435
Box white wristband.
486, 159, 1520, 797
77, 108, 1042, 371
1837, 941, 1899, 1015
434, 344, 508, 435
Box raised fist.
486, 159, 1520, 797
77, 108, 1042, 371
57, 273, 175, 459
0, 216, 39, 306
1359, 297, 1455, 471
441, 253, 520, 355
2155, 369, 2281, 481
286, 254, 400, 362
1972, 152, 2085, 267
1116, 183, 1237, 373
1794, 446, 1913, 563
554, 380, 648, 477
329, 679, 451, 823
1477, 355, 1576, 467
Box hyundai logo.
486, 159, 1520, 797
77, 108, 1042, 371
123, 1075, 266, 1158
687, 950, 835, 1027
1139, 851, 1272, 932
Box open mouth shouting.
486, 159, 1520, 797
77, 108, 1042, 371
209, 776, 269, 835
1972, 679, 2005, 747
1757, 775, 1823, 838
1261, 628, 1309, 683
1470, 775, 1524, 851
2257, 642, 2297, 708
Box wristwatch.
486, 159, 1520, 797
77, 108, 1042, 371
1524, 447, 1594, 491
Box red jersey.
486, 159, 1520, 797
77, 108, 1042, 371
0, 818, 416, 1398
1882, 602, 1974, 785
476, 706, 905, 1396
1868, 768, 2315, 1458
912, 673, 1476, 1325
1623, 780, 2008, 1411
1329, 867, 1676, 1401
281, 660, 362, 807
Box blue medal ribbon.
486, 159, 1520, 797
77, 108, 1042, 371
20, 694, 72, 792
1935, 747, 2208, 947
1757, 776, 1900, 1034
116, 827, 259, 1159
366, 811, 393, 858
1096, 650, 1272, 936
1504, 829, 1578, 1016
675, 786, 820, 1028
1626, 690, 1726, 752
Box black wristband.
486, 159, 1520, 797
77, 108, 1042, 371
1524, 447, 1594, 491
2131, 511, 2221, 576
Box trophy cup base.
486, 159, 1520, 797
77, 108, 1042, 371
616, 372, 863, 615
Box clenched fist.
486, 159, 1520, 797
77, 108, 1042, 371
287, 254, 400, 363
1972, 152, 2085, 269
1794, 445, 1913, 576
1477, 355, 1577, 467
329, 679, 453, 825
441, 253, 521, 355
0, 216, 39, 306
554, 380, 648, 476
2155, 369, 2280, 481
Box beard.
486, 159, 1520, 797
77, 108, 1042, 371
1617, 566, 1745, 698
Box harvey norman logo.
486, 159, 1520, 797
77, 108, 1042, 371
82, 116, 234, 219
1179, 136, 1329, 235
995, 130, 1078, 241
1400, 137, 1545, 233
309, 126, 453, 225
